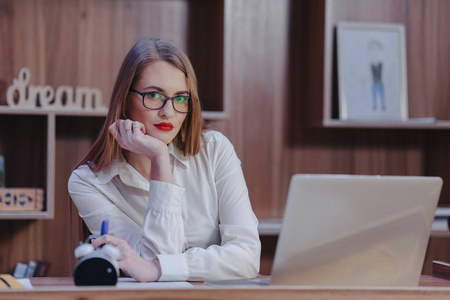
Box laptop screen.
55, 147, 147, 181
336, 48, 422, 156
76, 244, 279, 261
271, 174, 442, 286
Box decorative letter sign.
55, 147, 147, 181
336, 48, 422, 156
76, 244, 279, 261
6, 68, 104, 109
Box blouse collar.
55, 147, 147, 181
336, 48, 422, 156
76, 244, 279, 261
168, 142, 190, 168
95, 142, 190, 187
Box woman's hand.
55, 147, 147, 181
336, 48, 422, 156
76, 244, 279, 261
108, 119, 168, 160
109, 119, 173, 182
92, 234, 162, 282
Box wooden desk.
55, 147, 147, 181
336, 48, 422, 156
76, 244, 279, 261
1, 276, 449, 300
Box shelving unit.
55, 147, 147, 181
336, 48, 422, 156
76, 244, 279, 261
0, 0, 227, 220
0, 108, 107, 219
301, 0, 450, 130
273, 0, 450, 276
258, 219, 450, 238
323, 119, 450, 129
0, 104, 226, 219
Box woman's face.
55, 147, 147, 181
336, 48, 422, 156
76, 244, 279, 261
126, 61, 189, 145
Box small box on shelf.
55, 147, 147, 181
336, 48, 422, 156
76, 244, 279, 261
0, 188, 44, 211
12, 260, 50, 278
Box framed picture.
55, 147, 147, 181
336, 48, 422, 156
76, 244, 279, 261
337, 22, 408, 121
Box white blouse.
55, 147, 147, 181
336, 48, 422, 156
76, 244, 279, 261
68, 130, 261, 281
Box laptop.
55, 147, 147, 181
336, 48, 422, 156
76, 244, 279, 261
270, 174, 443, 287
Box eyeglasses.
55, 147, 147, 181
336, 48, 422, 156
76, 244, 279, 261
130, 88, 192, 113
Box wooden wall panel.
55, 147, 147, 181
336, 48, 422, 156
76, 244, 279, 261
1, 0, 450, 276
0, 0, 191, 107
423, 236, 450, 274
217, 0, 449, 217
54, 117, 105, 275
187, 0, 224, 112
0, 0, 216, 276
0, 115, 47, 189
216, 0, 290, 218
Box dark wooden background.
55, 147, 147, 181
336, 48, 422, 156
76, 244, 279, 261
1, 0, 450, 276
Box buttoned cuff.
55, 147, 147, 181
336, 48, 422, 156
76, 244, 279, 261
148, 180, 185, 214
157, 253, 189, 281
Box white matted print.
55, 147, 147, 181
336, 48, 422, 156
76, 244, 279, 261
337, 22, 408, 121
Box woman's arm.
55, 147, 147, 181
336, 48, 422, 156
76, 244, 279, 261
68, 166, 185, 281
68, 168, 144, 245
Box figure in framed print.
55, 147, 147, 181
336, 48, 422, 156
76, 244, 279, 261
337, 22, 408, 121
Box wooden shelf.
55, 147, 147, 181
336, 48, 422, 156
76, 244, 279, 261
302, 0, 450, 130
0, 109, 107, 219
0, 210, 52, 220
0, 0, 229, 222
0, 107, 228, 120
0, 101, 226, 220
258, 218, 450, 237
323, 119, 450, 129
430, 231, 450, 238
258, 218, 283, 236
0, 106, 108, 116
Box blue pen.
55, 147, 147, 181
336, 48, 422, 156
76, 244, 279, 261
100, 219, 109, 235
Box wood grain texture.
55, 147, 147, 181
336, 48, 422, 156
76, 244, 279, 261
220, 0, 290, 218
0, 0, 193, 107
5, 280, 450, 300
1, 0, 450, 277
0, 0, 220, 276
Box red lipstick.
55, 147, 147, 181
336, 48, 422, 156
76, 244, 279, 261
154, 122, 174, 131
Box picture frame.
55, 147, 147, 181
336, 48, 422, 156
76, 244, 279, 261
337, 22, 408, 121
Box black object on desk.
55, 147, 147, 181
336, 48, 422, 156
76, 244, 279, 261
73, 220, 120, 286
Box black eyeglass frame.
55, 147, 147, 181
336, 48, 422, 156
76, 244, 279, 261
130, 88, 192, 113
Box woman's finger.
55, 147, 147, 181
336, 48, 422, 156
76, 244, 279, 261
91, 234, 121, 248
120, 120, 132, 134
108, 123, 119, 139
132, 121, 146, 135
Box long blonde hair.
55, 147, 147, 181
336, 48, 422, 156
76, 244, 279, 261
76, 38, 204, 171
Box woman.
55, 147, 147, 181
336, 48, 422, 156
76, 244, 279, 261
68, 38, 261, 282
